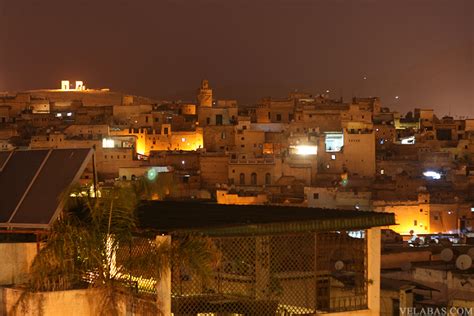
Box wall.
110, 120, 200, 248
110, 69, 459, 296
112, 126, 203, 156
0, 243, 37, 286
234, 129, 265, 155
373, 194, 430, 235
199, 154, 229, 189
305, 187, 372, 210
343, 129, 376, 178
216, 190, 268, 205
1, 288, 132, 316
381, 250, 432, 269
228, 158, 280, 187
198, 107, 238, 127
203, 125, 235, 152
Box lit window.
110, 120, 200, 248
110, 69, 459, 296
423, 171, 441, 180
102, 138, 115, 148
292, 145, 317, 155
380, 169, 385, 175
181, 137, 186, 142
325, 132, 343, 152
331, 154, 336, 160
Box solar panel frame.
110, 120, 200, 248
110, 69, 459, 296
0, 148, 93, 229
0, 150, 49, 223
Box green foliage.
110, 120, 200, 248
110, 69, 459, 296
21, 180, 220, 315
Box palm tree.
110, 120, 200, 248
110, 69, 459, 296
13, 178, 220, 315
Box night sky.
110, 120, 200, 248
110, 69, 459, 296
1, 0, 473, 116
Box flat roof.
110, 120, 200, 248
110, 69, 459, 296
137, 201, 395, 236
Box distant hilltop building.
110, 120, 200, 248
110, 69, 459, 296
60, 80, 86, 91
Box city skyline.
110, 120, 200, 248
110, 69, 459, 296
1, 0, 473, 116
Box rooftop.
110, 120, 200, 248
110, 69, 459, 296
137, 201, 395, 236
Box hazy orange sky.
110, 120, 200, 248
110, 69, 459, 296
1, 0, 472, 116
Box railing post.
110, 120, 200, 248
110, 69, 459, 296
156, 234, 172, 316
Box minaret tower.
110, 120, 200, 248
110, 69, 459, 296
197, 79, 213, 108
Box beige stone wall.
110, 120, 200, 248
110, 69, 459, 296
198, 106, 238, 126
112, 127, 203, 156
343, 130, 376, 177
63, 124, 109, 137
203, 125, 235, 152
0, 243, 37, 286
199, 154, 229, 188
381, 250, 432, 269
229, 160, 280, 187
373, 201, 430, 235
305, 187, 372, 210
234, 130, 265, 155
216, 190, 268, 205
2, 288, 129, 316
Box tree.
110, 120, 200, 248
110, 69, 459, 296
14, 180, 220, 315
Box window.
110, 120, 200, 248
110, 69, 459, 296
221, 132, 226, 139
420, 209, 423, 213
313, 193, 319, 199
265, 173, 271, 185
276, 114, 282, 121
434, 215, 439, 220
206, 117, 210, 124
331, 154, 336, 160
163, 127, 169, 135
239, 173, 245, 185
414, 220, 417, 226
325, 132, 344, 152
216, 114, 223, 125
251, 173, 257, 185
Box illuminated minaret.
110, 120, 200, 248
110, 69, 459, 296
197, 79, 212, 108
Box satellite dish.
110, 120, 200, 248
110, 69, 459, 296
467, 248, 474, 260
401, 262, 412, 271
455, 255, 472, 271
334, 260, 344, 271
440, 248, 454, 262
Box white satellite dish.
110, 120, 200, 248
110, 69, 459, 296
334, 260, 344, 271
440, 248, 454, 262
455, 255, 472, 271
401, 262, 412, 271
467, 248, 474, 260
